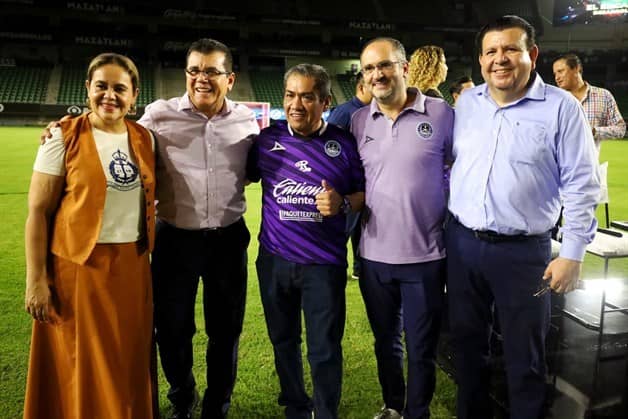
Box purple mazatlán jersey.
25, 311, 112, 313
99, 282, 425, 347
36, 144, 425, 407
247, 120, 365, 266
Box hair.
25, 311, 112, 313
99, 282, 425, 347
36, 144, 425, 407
186, 38, 233, 72
449, 75, 473, 96
554, 53, 583, 73
407, 45, 446, 91
283, 63, 332, 100
475, 15, 536, 54
86, 53, 140, 91
360, 37, 407, 63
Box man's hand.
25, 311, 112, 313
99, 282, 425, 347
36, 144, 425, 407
39, 116, 71, 144
543, 257, 582, 294
315, 180, 342, 216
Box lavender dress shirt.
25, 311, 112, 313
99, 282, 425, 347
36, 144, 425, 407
139, 94, 259, 229
449, 74, 600, 261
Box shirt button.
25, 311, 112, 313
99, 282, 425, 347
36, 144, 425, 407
209, 168, 214, 172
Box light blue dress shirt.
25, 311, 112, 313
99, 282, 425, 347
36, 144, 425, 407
449, 73, 600, 261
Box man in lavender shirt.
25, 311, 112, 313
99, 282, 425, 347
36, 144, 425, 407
351, 38, 453, 419
139, 39, 259, 419
247, 64, 364, 419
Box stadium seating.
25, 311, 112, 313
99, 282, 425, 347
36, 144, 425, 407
250, 71, 285, 107
136, 66, 155, 106
336, 75, 355, 103
56, 64, 86, 105
0, 66, 51, 103
57, 64, 155, 106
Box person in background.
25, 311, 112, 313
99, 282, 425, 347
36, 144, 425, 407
352, 37, 454, 419
407, 45, 448, 99
447, 16, 600, 419
449, 75, 475, 105
328, 71, 373, 130
247, 63, 365, 419
24, 53, 156, 419
327, 71, 373, 280
553, 53, 626, 151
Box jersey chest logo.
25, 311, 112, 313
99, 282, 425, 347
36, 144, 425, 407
324, 140, 341, 157
416, 122, 433, 139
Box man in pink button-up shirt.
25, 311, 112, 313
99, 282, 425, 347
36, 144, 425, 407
139, 38, 259, 419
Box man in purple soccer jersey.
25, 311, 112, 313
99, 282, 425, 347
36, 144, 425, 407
350, 38, 454, 419
246, 63, 365, 419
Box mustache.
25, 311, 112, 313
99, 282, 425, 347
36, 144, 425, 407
372, 74, 389, 83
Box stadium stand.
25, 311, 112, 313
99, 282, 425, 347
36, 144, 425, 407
56, 64, 155, 106
0, 66, 51, 103
56, 64, 86, 105
250, 71, 286, 108
136, 66, 155, 107
336, 75, 356, 103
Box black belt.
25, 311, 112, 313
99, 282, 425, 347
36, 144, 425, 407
161, 217, 243, 236
472, 229, 531, 243
449, 213, 544, 243
199, 217, 243, 235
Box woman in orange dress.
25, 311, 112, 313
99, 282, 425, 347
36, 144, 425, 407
23, 53, 156, 419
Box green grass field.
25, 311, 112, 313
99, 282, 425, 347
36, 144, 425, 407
1, 126, 626, 418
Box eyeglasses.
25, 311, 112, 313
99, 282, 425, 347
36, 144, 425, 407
361, 60, 404, 76
185, 67, 231, 79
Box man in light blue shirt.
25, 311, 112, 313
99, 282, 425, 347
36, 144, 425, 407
447, 15, 600, 419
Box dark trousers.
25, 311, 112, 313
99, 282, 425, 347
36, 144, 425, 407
445, 217, 551, 419
360, 258, 445, 419
345, 211, 362, 275
152, 218, 250, 419
256, 247, 347, 419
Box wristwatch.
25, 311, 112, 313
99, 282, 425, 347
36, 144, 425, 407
340, 196, 352, 215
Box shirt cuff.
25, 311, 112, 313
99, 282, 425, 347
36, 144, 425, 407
559, 235, 587, 261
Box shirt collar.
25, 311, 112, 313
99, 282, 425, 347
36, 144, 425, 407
287, 119, 328, 138
581, 81, 592, 103
480, 72, 546, 107
368, 87, 426, 118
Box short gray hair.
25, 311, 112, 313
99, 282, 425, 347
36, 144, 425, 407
283, 63, 332, 101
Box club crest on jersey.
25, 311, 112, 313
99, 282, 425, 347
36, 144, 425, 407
324, 140, 341, 157
416, 122, 433, 139
109, 149, 138, 186
294, 160, 312, 172
270, 141, 286, 151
